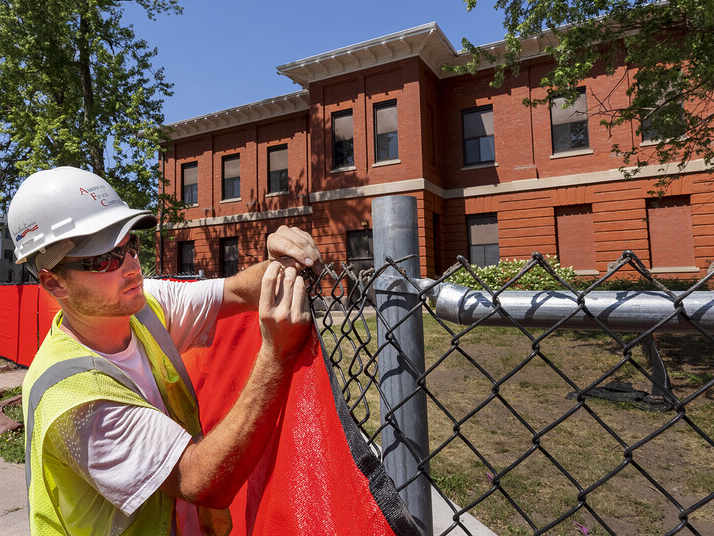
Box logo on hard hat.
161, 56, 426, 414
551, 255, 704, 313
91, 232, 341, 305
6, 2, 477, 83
15, 223, 39, 242
79, 184, 123, 207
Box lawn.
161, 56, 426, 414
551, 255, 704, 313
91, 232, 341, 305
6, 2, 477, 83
318, 310, 714, 536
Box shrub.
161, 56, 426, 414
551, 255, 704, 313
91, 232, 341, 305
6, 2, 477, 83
574, 276, 707, 292
446, 257, 708, 292
447, 256, 578, 291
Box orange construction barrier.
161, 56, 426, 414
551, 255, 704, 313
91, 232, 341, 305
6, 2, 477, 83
184, 312, 421, 536
0, 285, 22, 363
0, 285, 60, 367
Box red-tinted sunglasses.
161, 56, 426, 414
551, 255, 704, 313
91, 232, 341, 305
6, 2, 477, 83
56, 234, 140, 273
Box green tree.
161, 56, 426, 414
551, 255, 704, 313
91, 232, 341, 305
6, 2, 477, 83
457, 0, 714, 192
0, 0, 185, 272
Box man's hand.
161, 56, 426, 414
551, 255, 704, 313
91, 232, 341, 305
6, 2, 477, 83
220, 226, 322, 318
258, 261, 312, 363
161, 261, 313, 509
267, 225, 323, 273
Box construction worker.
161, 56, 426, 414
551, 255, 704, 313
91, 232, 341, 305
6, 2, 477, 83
9, 166, 322, 535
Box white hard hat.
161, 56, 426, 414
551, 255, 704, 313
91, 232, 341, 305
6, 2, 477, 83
8, 166, 157, 270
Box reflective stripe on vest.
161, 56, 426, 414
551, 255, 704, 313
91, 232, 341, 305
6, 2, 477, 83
134, 305, 197, 403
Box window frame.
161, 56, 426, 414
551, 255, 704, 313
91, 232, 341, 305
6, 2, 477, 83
181, 162, 198, 206
550, 88, 590, 154
467, 213, 499, 268
221, 236, 240, 277
332, 109, 355, 171
462, 105, 495, 166
221, 154, 241, 201
178, 241, 195, 274
374, 100, 399, 163
267, 144, 289, 194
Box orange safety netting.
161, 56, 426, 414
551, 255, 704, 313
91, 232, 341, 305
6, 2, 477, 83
0, 285, 59, 366
182, 312, 421, 536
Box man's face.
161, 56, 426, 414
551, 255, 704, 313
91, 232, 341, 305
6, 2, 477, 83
54, 234, 146, 318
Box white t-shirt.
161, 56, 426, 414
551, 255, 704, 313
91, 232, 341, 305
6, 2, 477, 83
44, 277, 225, 535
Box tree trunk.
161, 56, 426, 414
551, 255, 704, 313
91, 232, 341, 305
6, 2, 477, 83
77, 12, 105, 177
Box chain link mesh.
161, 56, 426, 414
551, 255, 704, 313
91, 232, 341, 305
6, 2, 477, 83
305, 250, 714, 536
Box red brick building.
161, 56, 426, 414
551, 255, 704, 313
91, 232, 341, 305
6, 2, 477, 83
159, 22, 713, 279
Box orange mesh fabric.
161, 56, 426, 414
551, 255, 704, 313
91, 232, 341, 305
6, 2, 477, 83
183, 312, 421, 536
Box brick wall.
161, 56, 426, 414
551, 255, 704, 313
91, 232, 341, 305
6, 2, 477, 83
160, 43, 714, 282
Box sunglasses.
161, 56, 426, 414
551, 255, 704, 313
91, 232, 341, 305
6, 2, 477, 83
57, 234, 140, 273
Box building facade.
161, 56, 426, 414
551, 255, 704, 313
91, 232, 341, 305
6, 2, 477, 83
0, 213, 25, 283
159, 23, 714, 280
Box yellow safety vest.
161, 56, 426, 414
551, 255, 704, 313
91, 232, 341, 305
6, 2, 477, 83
22, 292, 232, 536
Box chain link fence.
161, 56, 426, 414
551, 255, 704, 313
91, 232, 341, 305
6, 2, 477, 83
305, 197, 714, 536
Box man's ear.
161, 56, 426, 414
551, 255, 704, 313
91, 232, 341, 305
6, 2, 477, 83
38, 269, 69, 299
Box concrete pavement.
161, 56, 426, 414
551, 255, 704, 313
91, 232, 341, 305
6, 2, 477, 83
0, 366, 29, 536
0, 458, 29, 536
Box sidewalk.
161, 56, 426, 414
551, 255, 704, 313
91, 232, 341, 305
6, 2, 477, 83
0, 366, 29, 536
0, 458, 29, 536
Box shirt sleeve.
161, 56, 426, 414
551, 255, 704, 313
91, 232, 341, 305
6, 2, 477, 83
143, 278, 225, 353
45, 401, 192, 516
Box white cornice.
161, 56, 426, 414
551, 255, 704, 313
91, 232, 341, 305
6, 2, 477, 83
277, 22, 459, 87
163, 90, 310, 141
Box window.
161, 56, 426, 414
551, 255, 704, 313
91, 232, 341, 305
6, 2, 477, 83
641, 98, 685, 143
463, 105, 495, 166
346, 229, 374, 303
647, 196, 695, 269
467, 214, 499, 267
3, 249, 13, 262
179, 241, 195, 274
182, 162, 198, 205
222, 155, 240, 200
551, 89, 589, 153
556, 205, 596, 271
374, 100, 398, 162
222, 237, 239, 277
268, 145, 289, 194
332, 110, 354, 170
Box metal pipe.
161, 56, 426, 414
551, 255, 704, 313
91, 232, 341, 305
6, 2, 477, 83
417, 282, 714, 334
373, 195, 433, 536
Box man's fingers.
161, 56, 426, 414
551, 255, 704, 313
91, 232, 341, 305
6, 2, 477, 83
259, 261, 282, 312
267, 226, 323, 271
291, 274, 310, 319
278, 266, 296, 311
259, 263, 312, 362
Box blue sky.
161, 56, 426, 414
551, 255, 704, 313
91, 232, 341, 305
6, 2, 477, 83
124, 0, 507, 124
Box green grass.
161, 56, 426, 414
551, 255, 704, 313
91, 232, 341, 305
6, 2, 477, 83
0, 428, 24, 464
0, 385, 21, 401
0, 385, 24, 464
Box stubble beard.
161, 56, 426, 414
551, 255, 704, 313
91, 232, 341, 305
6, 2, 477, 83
65, 276, 146, 318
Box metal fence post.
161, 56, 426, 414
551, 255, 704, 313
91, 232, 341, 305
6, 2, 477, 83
373, 195, 433, 536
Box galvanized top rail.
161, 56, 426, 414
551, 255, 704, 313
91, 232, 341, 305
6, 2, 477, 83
376, 275, 714, 334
